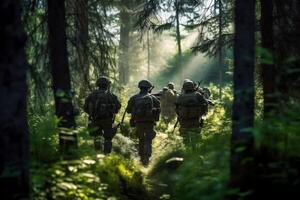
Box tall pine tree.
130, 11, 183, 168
0, 0, 29, 198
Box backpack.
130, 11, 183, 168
176, 92, 203, 120
133, 94, 154, 121
88, 90, 116, 120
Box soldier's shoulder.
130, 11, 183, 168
109, 92, 119, 98
150, 93, 159, 99
128, 94, 139, 101
86, 90, 97, 98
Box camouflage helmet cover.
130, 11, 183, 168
96, 76, 111, 87
138, 80, 152, 88
182, 80, 195, 91
163, 86, 168, 91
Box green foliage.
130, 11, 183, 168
95, 154, 147, 199
31, 153, 147, 200
29, 110, 60, 162
31, 157, 109, 200
254, 102, 300, 157
256, 47, 274, 65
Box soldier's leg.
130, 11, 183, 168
135, 125, 144, 160
144, 127, 156, 163
92, 127, 102, 151
179, 128, 191, 148
189, 128, 201, 151
103, 127, 117, 154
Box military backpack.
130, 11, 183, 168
87, 90, 116, 120
176, 92, 204, 120
133, 94, 154, 121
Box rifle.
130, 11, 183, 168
116, 107, 127, 128
172, 119, 179, 134
148, 85, 155, 93
195, 80, 203, 91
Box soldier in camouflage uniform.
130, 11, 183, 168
84, 76, 121, 154
160, 86, 177, 123
175, 80, 208, 150
167, 82, 178, 95
126, 80, 160, 165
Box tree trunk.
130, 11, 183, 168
261, 0, 277, 115
75, 0, 90, 87
119, 0, 131, 85
75, 0, 91, 105
147, 30, 151, 80
0, 0, 29, 198
230, 0, 256, 196
175, 0, 183, 81
218, 0, 224, 99
47, 0, 76, 128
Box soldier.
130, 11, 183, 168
167, 82, 178, 95
175, 80, 208, 150
181, 79, 192, 94
126, 80, 160, 165
84, 76, 121, 154
160, 86, 177, 123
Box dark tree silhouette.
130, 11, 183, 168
230, 0, 256, 196
274, 0, 300, 99
0, 0, 29, 198
47, 0, 76, 128
261, 0, 277, 115
75, 0, 91, 93
119, 0, 132, 85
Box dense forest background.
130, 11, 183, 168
0, 0, 300, 199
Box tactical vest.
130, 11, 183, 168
176, 92, 204, 120
87, 90, 116, 120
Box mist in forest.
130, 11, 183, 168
127, 31, 213, 92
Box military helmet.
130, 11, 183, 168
138, 80, 152, 88
183, 79, 191, 82
182, 80, 195, 91
163, 86, 168, 91
167, 82, 174, 89
96, 76, 111, 87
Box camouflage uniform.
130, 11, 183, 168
176, 81, 208, 150
127, 80, 160, 165
84, 76, 121, 154
167, 82, 178, 96
160, 87, 177, 123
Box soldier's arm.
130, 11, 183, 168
152, 96, 161, 113
196, 93, 209, 115
196, 93, 207, 104
126, 97, 134, 113
112, 94, 121, 113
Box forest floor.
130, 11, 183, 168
30, 86, 232, 200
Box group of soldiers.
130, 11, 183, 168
84, 76, 212, 166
